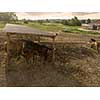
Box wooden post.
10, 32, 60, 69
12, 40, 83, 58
38, 36, 40, 43
52, 36, 55, 63
6, 33, 11, 66
17, 34, 21, 39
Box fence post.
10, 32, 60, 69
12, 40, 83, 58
52, 36, 56, 63
6, 33, 11, 66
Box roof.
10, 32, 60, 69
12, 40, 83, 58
94, 20, 100, 24
82, 24, 90, 26
3, 24, 57, 38
89, 20, 100, 25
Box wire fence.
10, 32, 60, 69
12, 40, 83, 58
1, 31, 100, 44
56, 33, 100, 44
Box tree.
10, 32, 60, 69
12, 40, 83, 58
0, 12, 18, 23
66, 16, 81, 26
61, 20, 68, 25
87, 19, 91, 24
73, 16, 81, 26
81, 20, 86, 24
38, 20, 43, 24
45, 19, 50, 23
22, 19, 28, 24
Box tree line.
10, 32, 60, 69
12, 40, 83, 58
0, 12, 18, 23
26, 17, 92, 26
0, 12, 94, 26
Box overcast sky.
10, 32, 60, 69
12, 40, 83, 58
16, 12, 100, 20
0, 0, 100, 19
0, 0, 100, 12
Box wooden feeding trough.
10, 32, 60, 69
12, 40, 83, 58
3, 24, 57, 65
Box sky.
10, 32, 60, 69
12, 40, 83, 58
0, 0, 100, 20
16, 12, 100, 20
0, 0, 100, 12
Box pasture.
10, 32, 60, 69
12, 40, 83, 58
24, 22, 100, 34
0, 22, 100, 86
1, 21, 100, 34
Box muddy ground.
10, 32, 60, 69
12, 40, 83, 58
0, 32, 100, 87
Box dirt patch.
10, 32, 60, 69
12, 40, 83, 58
1, 33, 100, 87
2, 44, 100, 87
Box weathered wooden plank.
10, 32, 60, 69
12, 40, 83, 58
3, 24, 57, 38
6, 33, 11, 66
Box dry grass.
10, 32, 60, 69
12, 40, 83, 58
0, 33, 100, 86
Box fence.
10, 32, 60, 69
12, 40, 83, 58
55, 33, 100, 44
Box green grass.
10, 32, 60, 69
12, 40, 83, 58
0, 21, 100, 35
24, 22, 66, 32
24, 22, 100, 35
0, 22, 6, 29
62, 26, 100, 35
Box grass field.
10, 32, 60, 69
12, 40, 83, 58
22, 22, 100, 35
0, 21, 100, 35
0, 22, 6, 30
24, 22, 66, 32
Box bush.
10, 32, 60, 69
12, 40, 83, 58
62, 17, 81, 26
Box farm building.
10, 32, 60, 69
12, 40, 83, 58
81, 24, 90, 29
82, 20, 100, 30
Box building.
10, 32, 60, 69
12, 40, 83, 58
88, 20, 100, 30
81, 24, 90, 29
82, 20, 100, 30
